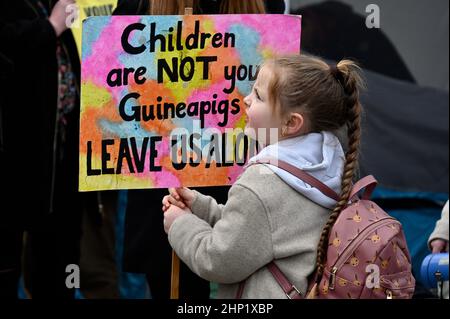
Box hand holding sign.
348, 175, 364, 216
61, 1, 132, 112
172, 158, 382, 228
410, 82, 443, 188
162, 187, 197, 212
49, 0, 77, 36
163, 204, 192, 234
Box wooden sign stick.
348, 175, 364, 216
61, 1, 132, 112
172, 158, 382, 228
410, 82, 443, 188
170, 250, 180, 299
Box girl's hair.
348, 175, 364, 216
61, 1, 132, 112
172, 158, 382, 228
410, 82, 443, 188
265, 55, 364, 283
147, 0, 266, 14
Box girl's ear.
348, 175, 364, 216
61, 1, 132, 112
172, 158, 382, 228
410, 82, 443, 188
285, 113, 305, 136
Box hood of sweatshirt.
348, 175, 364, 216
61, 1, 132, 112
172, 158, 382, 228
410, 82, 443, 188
248, 132, 345, 209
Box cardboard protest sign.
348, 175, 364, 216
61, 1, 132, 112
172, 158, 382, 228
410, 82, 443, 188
71, 0, 117, 57
80, 15, 301, 191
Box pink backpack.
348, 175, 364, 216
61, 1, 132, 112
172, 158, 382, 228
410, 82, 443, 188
237, 159, 415, 299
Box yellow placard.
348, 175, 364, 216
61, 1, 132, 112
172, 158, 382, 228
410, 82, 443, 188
72, 0, 117, 57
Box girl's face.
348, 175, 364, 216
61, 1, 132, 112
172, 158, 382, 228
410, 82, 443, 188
243, 66, 282, 144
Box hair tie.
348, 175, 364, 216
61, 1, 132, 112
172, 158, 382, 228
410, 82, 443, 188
329, 64, 340, 79
330, 64, 345, 86
330, 64, 351, 98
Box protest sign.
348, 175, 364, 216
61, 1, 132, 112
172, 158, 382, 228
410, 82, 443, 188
80, 14, 301, 191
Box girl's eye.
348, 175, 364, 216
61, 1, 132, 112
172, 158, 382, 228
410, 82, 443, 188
255, 89, 262, 100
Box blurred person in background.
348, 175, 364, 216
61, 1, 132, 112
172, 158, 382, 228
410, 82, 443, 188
0, 0, 83, 299
428, 201, 449, 299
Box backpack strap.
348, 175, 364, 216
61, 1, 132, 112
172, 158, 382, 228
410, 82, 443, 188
267, 262, 303, 299
255, 158, 340, 202
235, 262, 302, 299
349, 175, 378, 200
236, 281, 246, 299
256, 158, 378, 202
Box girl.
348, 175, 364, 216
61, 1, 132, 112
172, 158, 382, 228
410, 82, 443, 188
114, 0, 285, 299
162, 54, 364, 298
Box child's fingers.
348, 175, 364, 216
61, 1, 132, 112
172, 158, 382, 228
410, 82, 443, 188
176, 187, 191, 198
164, 194, 186, 209
162, 196, 174, 212
172, 198, 186, 209
162, 195, 171, 207
169, 188, 181, 201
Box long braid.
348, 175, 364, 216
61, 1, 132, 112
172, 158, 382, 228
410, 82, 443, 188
314, 60, 363, 283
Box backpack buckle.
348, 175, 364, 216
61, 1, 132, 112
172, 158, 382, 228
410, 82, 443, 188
286, 285, 302, 299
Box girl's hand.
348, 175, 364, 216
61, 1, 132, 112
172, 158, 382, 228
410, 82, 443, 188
48, 0, 77, 37
162, 187, 196, 212
431, 239, 448, 254
163, 205, 192, 234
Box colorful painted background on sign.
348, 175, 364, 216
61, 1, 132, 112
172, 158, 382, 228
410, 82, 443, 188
80, 15, 301, 191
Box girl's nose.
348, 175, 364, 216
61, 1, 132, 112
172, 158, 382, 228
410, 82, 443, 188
243, 95, 251, 109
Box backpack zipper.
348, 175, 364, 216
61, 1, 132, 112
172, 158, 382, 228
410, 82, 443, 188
329, 217, 400, 290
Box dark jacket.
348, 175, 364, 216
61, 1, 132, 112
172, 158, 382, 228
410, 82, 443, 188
0, 0, 81, 227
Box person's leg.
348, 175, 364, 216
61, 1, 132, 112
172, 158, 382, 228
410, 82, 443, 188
179, 262, 210, 299
79, 191, 120, 299
145, 257, 211, 300
145, 266, 170, 300
27, 217, 63, 298
28, 179, 82, 300
125, 189, 176, 299
0, 228, 22, 299
28, 210, 81, 299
